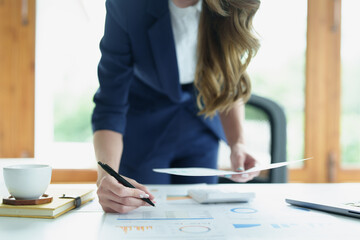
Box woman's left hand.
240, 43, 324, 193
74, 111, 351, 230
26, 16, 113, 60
228, 143, 260, 182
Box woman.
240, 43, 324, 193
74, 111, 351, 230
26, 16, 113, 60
92, 0, 261, 213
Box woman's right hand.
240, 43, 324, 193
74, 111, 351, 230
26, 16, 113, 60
96, 175, 155, 214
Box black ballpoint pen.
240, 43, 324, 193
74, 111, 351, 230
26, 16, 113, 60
97, 161, 155, 207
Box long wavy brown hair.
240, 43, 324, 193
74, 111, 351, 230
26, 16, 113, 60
194, 0, 260, 117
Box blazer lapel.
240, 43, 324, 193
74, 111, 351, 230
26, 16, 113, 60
147, 0, 181, 102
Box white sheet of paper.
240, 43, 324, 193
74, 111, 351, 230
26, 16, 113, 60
153, 158, 310, 176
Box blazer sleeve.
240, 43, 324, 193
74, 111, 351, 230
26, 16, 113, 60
91, 0, 133, 134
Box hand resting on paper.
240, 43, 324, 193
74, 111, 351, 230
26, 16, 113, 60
97, 175, 155, 214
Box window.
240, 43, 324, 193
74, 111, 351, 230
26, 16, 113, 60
218, 0, 307, 169
340, 0, 360, 168
248, 0, 307, 164
24, 0, 359, 183
38, 0, 308, 172
35, 0, 105, 169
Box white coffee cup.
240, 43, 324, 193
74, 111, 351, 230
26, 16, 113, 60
3, 164, 52, 200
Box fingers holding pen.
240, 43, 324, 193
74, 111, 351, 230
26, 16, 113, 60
103, 175, 153, 202
97, 175, 155, 213
121, 175, 155, 201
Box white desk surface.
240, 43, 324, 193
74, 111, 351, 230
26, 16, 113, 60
0, 182, 360, 240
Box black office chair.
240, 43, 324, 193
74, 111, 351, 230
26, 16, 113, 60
218, 94, 287, 183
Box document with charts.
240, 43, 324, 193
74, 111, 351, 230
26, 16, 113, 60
100, 185, 225, 239
101, 210, 226, 240
99, 185, 358, 240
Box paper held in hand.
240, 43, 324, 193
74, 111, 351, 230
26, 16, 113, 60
153, 158, 311, 177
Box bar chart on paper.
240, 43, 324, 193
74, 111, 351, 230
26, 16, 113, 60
118, 226, 153, 234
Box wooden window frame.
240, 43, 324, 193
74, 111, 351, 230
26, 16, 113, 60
0, 0, 35, 158
51, 169, 98, 184
290, 0, 359, 183
290, 0, 342, 182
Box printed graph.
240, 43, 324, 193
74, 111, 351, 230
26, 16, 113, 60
271, 223, 298, 229
117, 226, 153, 234
116, 210, 213, 221
179, 225, 211, 233
271, 223, 333, 229
233, 224, 262, 228
230, 207, 258, 214
167, 195, 192, 201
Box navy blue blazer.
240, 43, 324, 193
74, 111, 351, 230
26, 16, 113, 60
92, 0, 226, 159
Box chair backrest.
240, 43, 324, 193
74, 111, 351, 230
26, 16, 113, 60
219, 94, 287, 183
